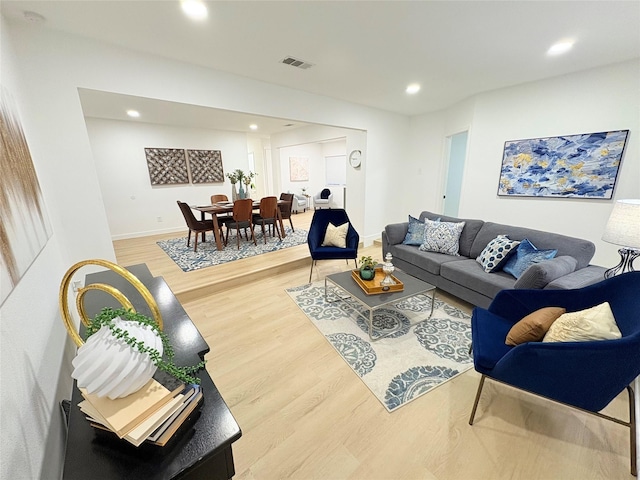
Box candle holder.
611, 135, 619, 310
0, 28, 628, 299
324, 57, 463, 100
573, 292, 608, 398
380, 253, 396, 287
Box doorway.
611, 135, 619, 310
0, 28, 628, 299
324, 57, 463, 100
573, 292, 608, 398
443, 131, 468, 217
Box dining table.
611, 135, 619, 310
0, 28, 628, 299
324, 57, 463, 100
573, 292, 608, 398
191, 200, 287, 251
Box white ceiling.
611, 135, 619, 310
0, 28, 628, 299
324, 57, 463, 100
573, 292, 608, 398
3, 0, 639, 131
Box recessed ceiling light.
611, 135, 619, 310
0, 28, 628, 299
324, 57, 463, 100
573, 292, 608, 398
406, 83, 421, 94
181, 0, 208, 20
126, 110, 140, 118
547, 40, 574, 56
249, 124, 258, 130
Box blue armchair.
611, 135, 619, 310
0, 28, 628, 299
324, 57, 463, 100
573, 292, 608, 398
307, 208, 359, 283
469, 271, 640, 476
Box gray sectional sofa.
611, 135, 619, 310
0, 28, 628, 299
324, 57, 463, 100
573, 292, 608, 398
382, 211, 606, 308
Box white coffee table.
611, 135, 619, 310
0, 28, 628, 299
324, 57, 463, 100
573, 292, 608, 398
324, 268, 436, 341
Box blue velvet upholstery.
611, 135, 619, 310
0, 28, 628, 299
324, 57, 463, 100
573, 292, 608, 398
470, 272, 640, 475
471, 271, 640, 412
307, 209, 359, 282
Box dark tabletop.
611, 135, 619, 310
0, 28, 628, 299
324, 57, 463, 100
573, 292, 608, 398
62, 264, 241, 480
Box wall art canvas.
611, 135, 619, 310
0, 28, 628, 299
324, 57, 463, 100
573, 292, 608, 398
497, 130, 628, 198
145, 148, 189, 185
0, 86, 53, 306
187, 149, 224, 183
289, 156, 309, 182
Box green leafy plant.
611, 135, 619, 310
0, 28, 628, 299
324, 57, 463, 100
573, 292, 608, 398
86, 307, 205, 385
359, 255, 376, 270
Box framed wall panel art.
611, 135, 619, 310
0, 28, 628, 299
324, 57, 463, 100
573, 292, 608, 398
289, 156, 309, 182
145, 148, 189, 185
187, 149, 224, 183
497, 130, 629, 199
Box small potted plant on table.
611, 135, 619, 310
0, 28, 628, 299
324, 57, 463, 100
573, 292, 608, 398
359, 255, 377, 280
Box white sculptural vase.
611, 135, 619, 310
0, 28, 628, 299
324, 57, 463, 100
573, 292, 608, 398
71, 316, 163, 399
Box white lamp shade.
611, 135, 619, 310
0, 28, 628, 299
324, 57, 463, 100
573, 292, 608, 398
602, 199, 640, 249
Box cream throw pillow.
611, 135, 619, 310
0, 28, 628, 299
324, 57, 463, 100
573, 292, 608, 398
321, 222, 349, 248
542, 302, 622, 343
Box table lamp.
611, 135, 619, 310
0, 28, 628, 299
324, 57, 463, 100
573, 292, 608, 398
601, 199, 640, 278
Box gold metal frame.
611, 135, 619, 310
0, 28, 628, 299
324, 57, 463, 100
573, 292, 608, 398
469, 374, 637, 477
59, 259, 163, 347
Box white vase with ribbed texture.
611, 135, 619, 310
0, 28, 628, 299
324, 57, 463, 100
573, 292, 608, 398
71, 316, 163, 399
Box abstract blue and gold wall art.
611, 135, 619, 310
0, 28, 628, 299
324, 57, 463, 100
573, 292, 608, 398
497, 130, 629, 199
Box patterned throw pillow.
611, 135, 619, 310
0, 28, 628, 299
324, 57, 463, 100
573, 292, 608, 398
402, 215, 425, 246
476, 235, 520, 273
321, 222, 349, 248
503, 239, 557, 279
419, 219, 465, 256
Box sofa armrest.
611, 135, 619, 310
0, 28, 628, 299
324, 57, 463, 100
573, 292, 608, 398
514, 256, 577, 289
384, 222, 409, 245
545, 265, 607, 290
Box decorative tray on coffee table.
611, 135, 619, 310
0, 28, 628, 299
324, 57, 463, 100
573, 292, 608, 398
351, 268, 404, 295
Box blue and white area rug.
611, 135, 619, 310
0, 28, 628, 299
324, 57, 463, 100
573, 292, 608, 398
286, 282, 473, 412
157, 227, 308, 272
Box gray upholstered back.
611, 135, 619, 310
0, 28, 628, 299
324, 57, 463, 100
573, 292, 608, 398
470, 222, 595, 269
418, 211, 484, 258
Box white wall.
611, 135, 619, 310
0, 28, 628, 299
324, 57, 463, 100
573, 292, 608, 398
410, 61, 639, 267
85, 118, 250, 239
1, 16, 75, 480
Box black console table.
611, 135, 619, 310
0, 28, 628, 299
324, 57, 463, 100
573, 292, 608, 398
62, 264, 242, 479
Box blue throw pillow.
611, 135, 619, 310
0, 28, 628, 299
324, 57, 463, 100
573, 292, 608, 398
503, 239, 558, 279
402, 215, 425, 246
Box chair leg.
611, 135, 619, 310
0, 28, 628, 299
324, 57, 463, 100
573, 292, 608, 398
261, 222, 267, 244
627, 386, 637, 477
469, 375, 486, 425
193, 233, 199, 252
187, 230, 192, 247
289, 217, 294, 232
309, 259, 315, 283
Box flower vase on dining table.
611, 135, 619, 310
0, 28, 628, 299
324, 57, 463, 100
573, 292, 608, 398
238, 183, 246, 199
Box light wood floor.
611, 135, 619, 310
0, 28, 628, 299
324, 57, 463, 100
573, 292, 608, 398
113, 210, 632, 479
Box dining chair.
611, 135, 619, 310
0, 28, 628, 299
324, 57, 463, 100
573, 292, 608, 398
210, 194, 232, 226
210, 194, 229, 203
279, 193, 295, 232
176, 201, 216, 252
253, 196, 282, 243
224, 198, 256, 249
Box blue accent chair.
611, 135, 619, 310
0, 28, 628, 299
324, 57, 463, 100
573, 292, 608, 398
307, 208, 359, 283
469, 271, 640, 476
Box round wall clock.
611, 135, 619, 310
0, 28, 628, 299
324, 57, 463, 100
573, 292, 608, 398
349, 150, 362, 168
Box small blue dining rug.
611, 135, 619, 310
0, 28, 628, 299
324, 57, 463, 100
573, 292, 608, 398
157, 227, 308, 272
286, 282, 473, 412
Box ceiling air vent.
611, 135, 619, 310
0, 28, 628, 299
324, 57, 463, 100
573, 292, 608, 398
281, 56, 314, 70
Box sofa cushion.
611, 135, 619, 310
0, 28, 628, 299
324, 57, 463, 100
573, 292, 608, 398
402, 215, 425, 246
476, 235, 520, 273
440, 259, 516, 299
514, 256, 578, 289
419, 211, 484, 258
503, 239, 557, 279
392, 244, 463, 275
470, 222, 594, 269
419, 219, 465, 255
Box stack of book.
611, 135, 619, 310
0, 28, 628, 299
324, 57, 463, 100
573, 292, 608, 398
78, 372, 203, 447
